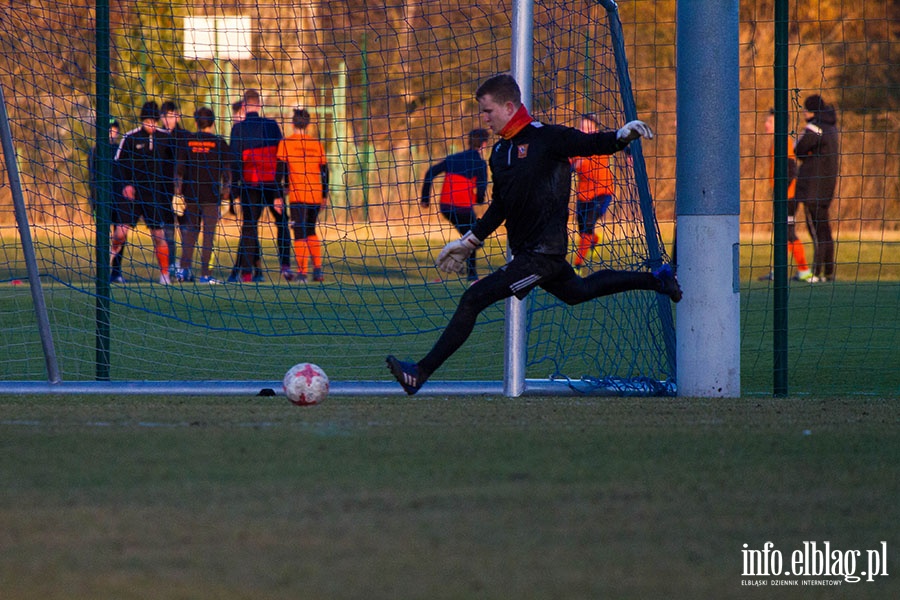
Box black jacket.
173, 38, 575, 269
472, 122, 626, 256
114, 126, 178, 200
794, 106, 839, 204
88, 138, 123, 208
162, 124, 192, 185
181, 131, 233, 204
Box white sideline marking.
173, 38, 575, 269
1, 419, 279, 429
0, 419, 359, 434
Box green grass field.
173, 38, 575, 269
1, 394, 897, 598
2, 230, 898, 395
741, 280, 900, 396
2, 231, 898, 597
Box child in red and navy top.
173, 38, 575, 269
421, 128, 490, 282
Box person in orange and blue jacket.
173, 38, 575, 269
570, 113, 615, 275
421, 128, 490, 282
227, 89, 291, 283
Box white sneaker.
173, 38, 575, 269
159, 273, 171, 285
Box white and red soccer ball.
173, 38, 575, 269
283, 363, 329, 406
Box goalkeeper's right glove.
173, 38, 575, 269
436, 231, 483, 274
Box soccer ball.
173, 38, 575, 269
283, 363, 329, 406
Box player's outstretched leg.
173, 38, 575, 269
386, 355, 429, 395
653, 264, 683, 303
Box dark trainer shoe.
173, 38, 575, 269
386, 355, 426, 395
653, 264, 683, 303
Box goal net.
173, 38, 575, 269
0, 0, 674, 395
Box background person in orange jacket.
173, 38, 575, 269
421, 128, 490, 282
276, 108, 329, 283
758, 107, 814, 282
571, 113, 616, 275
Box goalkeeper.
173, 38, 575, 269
387, 73, 682, 395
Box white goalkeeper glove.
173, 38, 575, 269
616, 120, 654, 143
436, 231, 483, 274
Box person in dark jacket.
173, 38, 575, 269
795, 94, 840, 282
88, 119, 129, 282
176, 107, 232, 284
160, 100, 191, 276
114, 101, 178, 284
227, 89, 291, 283
386, 73, 681, 395
421, 128, 490, 282
88, 119, 121, 213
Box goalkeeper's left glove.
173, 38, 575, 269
616, 120, 654, 143
436, 231, 483, 274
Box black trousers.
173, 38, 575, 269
234, 186, 291, 273
802, 198, 835, 279
419, 251, 661, 375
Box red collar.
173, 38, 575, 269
498, 105, 533, 140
